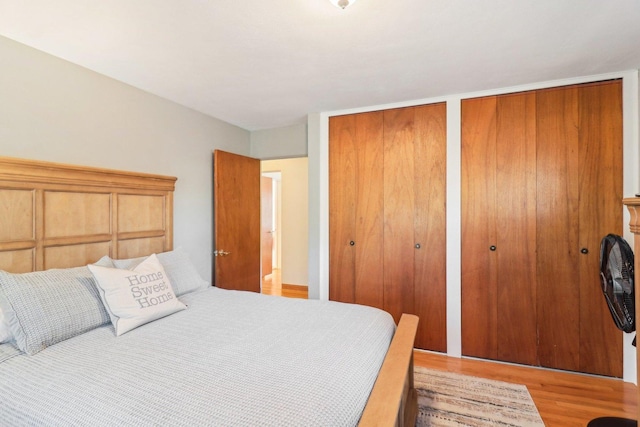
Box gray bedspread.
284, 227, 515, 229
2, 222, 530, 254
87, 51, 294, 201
0, 287, 395, 426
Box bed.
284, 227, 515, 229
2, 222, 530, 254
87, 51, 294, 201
0, 156, 418, 426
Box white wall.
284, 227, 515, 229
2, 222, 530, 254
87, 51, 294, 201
308, 70, 640, 383
0, 35, 251, 283
262, 158, 309, 287
251, 123, 307, 159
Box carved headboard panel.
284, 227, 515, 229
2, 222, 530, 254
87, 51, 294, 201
0, 157, 176, 273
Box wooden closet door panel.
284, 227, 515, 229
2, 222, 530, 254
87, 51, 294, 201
354, 112, 385, 308
578, 80, 623, 377
413, 103, 447, 352
495, 92, 538, 365
383, 107, 416, 324
536, 86, 581, 371
329, 115, 357, 303
461, 96, 499, 359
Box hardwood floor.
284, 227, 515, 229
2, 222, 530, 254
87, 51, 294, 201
261, 269, 308, 299
413, 350, 637, 426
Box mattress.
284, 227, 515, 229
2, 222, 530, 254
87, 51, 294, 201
0, 287, 396, 426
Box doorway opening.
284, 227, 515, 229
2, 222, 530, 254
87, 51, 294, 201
260, 158, 309, 299
261, 171, 280, 294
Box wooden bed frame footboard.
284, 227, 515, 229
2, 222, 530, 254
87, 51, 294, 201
359, 314, 419, 427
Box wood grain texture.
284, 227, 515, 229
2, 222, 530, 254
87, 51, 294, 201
0, 156, 175, 273
412, 103, 447, 353
383, 107, 417, 324
0, 189, 34, 242
461, 96, 499, 359
359, 314, 419, 427
354, 111, 385, 309
44, 191, 111, 238
577, 80, 623, 377
536, 84, 581, 372
329, 114, 357, 303
118, 194, 165, 233
0, 249, 33, 273
117, 236, 166, 259
495, 92, 538, 365
213, 150, 261, 292
462, 80, 623, 377
330, 105, 446, 352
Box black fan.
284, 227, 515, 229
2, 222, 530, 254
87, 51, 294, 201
599, 234, 635, 334
588, 234, 636, 427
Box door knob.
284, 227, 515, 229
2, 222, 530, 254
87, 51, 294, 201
349, 241, 355, 246
214, 250, 231, 257
415, 243, 421, 249
489, 245, 497, 251
580, 248, 589, 254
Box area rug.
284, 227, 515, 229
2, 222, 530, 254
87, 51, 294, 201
414, 367, 545, 426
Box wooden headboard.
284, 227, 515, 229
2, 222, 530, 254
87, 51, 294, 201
0, 156, 176, 273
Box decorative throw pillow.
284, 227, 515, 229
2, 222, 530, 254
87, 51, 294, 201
112, 247, 209, 297
88, 254, 186, 336
0, 256, 113, 355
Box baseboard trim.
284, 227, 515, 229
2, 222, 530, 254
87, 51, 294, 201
282, 284, 308, 291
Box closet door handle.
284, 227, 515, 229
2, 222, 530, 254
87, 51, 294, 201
349, 241, 355, 246
489, 245, 497, 251
580, 248, 589, 254
415, 243, 421, 249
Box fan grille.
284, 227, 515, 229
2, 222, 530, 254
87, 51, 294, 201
599, 234, 635, 333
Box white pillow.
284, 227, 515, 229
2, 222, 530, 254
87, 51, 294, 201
87, 254, 186, 336
111, 247, 209, 297
0, 307, 11, 344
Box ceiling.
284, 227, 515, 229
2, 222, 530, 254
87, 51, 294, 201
1, 0, 639, 131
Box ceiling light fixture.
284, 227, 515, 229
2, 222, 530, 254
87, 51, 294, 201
329, 0, 357, 9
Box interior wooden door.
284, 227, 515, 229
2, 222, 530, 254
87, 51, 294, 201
261, 176, 273, 278
213, 150, 261, 292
